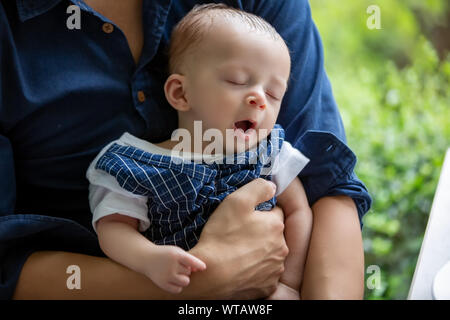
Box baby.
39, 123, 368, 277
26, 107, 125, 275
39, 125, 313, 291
87, 4, 312, 300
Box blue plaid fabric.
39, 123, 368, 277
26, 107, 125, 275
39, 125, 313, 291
95, 125, 285, 250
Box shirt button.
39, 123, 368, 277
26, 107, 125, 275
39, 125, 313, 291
137, 91, 146, 103
102, 23, 114, 34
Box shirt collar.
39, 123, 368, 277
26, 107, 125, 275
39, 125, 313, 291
15, 0, 145, 22
15, 0, 172, 24
16, 0, 65, 22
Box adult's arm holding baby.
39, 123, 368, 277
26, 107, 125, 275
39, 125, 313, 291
13, 179, 287, 299
301, 195, 365, 299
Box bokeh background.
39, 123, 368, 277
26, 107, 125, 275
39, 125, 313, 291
310, 0, 450, 299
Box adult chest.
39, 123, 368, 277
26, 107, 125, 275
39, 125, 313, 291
83, 0, 144, 65
2, 1, 177, 159
1, 1, 178, 192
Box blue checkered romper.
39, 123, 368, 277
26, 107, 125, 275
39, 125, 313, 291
95, 125, 285, 250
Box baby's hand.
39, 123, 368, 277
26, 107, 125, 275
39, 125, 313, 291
145, 245, 206, 294
266, 282, 300, 300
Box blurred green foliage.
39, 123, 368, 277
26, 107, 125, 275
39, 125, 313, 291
310, 0, 450, 299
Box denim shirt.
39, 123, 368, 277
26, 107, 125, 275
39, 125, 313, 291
0, 0, 372, 299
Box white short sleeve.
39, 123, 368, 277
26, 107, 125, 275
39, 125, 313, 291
271, 141, 310, 196
86, 139, 150, 234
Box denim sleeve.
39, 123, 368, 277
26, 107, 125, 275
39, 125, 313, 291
295, 131, 372, 226
0, 4, 25, 299
247, 0, 372, 222
0, 3, 16, 217
0, 4, 28, 299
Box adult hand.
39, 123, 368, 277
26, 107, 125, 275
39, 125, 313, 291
189, 178, 288, 299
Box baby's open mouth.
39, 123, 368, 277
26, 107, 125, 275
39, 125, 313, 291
233, 120, 257, 141
233, 120, 256, 132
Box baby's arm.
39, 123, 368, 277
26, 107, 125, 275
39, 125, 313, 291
96, 214, 206, 294
268, 177, 313, 299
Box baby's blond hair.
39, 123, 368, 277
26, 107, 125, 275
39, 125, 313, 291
167, 3, 288, 74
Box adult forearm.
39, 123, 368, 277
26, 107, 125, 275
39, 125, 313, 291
12, 250, 226, 300
301, 196, 365, 300
13, 179, 287, 300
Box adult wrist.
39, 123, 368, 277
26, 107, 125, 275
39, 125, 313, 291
188, 242, 234, 299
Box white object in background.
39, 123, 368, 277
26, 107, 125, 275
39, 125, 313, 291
432, 261, 450, 299
408, 148, 450, 299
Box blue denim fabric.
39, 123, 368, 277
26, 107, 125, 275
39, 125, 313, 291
0, 0, 372, 299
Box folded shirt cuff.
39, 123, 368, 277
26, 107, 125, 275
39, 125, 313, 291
294, 130, 372, 226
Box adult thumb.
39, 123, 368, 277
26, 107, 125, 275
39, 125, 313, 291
228, 178, 277, 211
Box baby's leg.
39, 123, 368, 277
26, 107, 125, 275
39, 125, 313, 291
274, 177, 313, 297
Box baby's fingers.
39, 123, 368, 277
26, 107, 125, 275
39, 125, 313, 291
162, 282, 184, 294
170, 274, 190, 287
178, 264, 192, 276
179, 252, 207, 271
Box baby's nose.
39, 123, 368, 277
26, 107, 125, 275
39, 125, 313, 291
246, 96, 266, 110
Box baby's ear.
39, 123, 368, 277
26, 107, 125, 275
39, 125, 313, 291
164, 74, 190, 112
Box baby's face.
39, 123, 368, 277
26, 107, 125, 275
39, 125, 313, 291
182, 18, 291, 153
